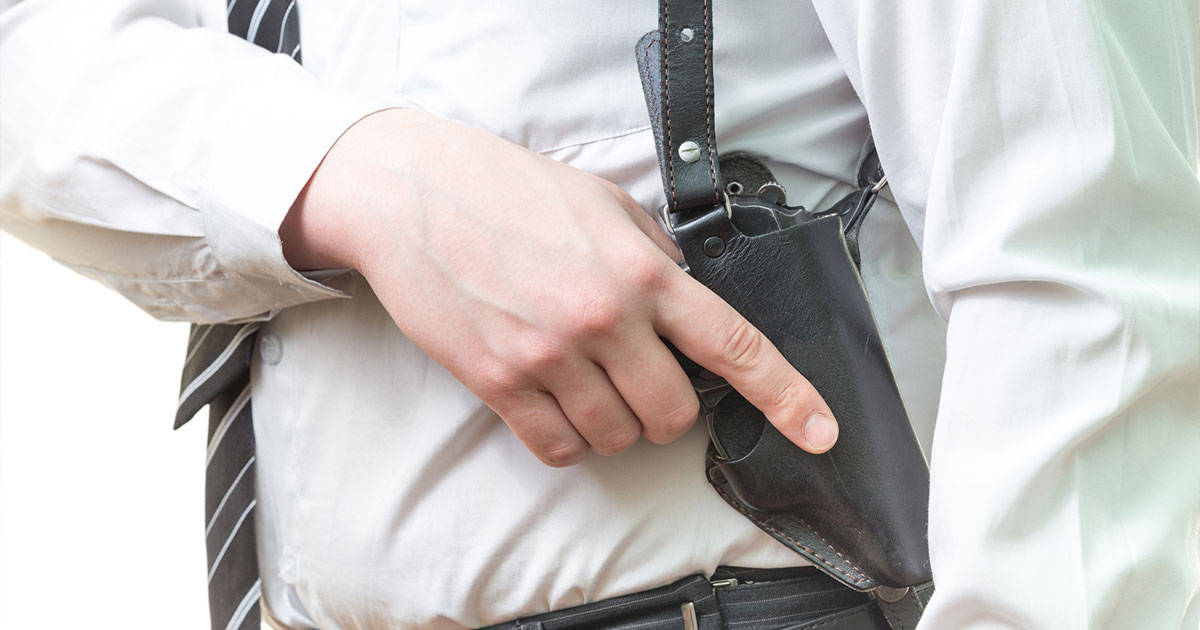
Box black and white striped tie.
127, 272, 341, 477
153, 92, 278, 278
227, 0, 303, 62
175, 3, 304, 629
177, 322, 263, 630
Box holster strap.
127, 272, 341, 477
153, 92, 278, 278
873, 583, 935, 630
653, 0, 722, 216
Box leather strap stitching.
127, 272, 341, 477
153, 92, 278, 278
713, 483, 872, 588
702, 0, 719, 200
796, 515, 871, 583
661, 0, 678, 209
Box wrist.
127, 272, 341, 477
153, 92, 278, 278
279, 107, 433, 272
279, 174, 354, 271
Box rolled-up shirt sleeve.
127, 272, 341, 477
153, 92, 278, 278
812, 0, 1200, 627
0, 0, 387, 323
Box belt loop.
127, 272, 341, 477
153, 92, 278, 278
871, 584, 930, 630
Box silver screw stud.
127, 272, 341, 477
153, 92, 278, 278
678, 140, 701, 163
680, 27, 695, 43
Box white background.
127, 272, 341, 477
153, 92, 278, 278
0, 231, 211, 627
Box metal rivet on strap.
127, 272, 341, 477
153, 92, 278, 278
678, 140, 701, 163
703, 236, 725, 258
874, 586, 912, 604
679, 27, 695, 43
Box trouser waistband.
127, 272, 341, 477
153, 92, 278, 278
478, 566, 899, 630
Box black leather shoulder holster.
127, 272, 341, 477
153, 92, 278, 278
634, 0, 934, 623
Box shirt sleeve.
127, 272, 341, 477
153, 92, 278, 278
0, 0, 388, 323
810, 1, 1200, 627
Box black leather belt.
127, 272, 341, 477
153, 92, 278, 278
478, 566, 929, 630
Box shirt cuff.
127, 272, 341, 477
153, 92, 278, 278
199, 53, 392, 321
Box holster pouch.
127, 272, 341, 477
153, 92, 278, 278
634, 0, 933, 601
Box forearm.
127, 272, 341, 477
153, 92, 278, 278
0, 0, 383, 322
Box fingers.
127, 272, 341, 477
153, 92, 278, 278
489, 389, 589, 467
540, 358, 644, 456
487, 339, 697, 466
654, 273, 839, 454
595, 327, 699, 444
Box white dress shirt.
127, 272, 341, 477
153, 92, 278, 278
2, 1, 1198, 628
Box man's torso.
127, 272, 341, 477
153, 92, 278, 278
250, 1, 946, 627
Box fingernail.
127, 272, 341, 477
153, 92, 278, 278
803, 413, 838, 452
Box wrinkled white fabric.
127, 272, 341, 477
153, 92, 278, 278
1, 0, 1197, 628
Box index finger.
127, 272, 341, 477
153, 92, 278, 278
653, 271, 838, 454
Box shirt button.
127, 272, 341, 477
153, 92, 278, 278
259, 333, 283, 365
278, 547, 297, 584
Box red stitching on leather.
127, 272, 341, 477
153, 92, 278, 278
712, 483, 871, 587
702, 0, 719, 201
796, 515, 871, 583
661, 0, 677, 208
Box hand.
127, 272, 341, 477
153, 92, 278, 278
280, 109, 839, 466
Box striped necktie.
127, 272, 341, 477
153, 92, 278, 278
177, 322, 263, 630
175, 3, 303, 629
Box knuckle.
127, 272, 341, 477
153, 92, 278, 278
767, 379, 809, 418
539, 440, 587, 467
661, 397, 701, 435
515, 335, 570, 374
719, 317, 765, 366
567, 293, 625, 338
472, 362, 524, 401
594, 426, 640, 456
645, 398, 700, 443
621, 249, 668, 292
573, 398, 609, 426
